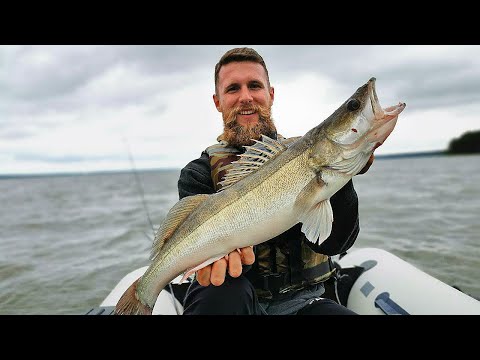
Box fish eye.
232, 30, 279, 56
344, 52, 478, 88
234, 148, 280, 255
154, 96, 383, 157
346, 99, 360, 111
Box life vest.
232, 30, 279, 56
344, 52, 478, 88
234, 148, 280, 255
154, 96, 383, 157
205, 137, 336, 300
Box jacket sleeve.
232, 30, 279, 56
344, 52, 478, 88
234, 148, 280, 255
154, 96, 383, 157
178, 151, 215, 199
304, 179, 360, 256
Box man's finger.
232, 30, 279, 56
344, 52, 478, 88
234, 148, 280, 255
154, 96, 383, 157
196, 265, 212, 287
210, 258, 228, 286
240, 246, 255, 265
228, 250, 242, 278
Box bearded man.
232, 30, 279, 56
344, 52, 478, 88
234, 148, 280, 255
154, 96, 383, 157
177, 47, 372, 315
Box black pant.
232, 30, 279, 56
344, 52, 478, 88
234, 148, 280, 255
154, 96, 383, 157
182, 275, 357, 315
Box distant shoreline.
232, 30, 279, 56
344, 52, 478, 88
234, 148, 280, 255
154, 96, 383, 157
3, 150, 479, 179
375, 150, 447, 159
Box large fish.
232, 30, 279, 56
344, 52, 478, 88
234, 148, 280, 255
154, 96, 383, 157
115, 77, 406, 315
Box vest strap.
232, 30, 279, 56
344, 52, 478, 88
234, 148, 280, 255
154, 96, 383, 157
250, 260, 335, 300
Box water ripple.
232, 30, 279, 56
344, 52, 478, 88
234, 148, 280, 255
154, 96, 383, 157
0, 157, 479, 314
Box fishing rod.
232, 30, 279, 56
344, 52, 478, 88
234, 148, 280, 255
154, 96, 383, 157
123, 137, 155, 239
123, 137, 182, 315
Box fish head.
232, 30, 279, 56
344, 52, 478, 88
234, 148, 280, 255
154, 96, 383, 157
326, 77, 405, 148
310, 77, 406, 175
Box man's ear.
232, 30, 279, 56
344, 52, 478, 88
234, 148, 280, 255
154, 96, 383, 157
270, 86, 275, 104
213, 94, 221, 112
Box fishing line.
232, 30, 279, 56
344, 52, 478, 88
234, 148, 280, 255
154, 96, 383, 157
123, 137, 155, 238
123, 137, 181, 315
168, 282, 182, 315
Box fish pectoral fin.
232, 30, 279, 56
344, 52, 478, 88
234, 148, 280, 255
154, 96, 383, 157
179, 254, 228, 283
294, 175, 333, 244
151, 194, 209, 261
328, 151, 371, 176
299, 199, 333, 245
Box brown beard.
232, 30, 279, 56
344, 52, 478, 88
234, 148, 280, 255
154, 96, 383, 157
219, 104, 277, 148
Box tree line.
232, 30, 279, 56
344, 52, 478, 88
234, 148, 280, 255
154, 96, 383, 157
447, 130, 480, 154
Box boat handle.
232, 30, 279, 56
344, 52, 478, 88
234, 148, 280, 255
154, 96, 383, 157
374, 292, 409, 315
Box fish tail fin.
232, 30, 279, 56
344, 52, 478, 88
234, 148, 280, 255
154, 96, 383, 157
114, 278, 153, 315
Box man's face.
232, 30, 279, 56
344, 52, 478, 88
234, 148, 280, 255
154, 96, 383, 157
213, 61, 276, 147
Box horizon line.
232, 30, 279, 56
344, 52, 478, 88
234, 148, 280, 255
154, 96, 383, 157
0, 149, 456, 179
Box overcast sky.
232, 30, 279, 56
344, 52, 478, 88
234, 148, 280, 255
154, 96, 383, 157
1, 45, 479, 175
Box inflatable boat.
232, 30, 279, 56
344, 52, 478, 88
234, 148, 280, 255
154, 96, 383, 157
88, 247, 480, 315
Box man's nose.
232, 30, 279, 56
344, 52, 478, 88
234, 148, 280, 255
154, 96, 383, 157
239, 87, 253, 104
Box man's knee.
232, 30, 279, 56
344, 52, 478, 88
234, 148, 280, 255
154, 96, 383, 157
297, 297, 357, 315
183, 275, 261, 315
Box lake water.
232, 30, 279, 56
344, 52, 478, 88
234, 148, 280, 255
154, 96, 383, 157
0, 154, 478, 314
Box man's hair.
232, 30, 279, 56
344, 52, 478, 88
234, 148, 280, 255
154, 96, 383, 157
214, 47, 270, 95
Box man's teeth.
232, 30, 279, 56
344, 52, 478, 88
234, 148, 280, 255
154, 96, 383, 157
239, 110, 255, 115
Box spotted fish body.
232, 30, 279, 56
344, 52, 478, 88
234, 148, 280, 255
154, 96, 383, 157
115, 78, 406, 315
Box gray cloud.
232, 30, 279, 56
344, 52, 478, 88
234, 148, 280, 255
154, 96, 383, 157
4, 45, 480, 107
267, 46, 480, 113
0, 45, 221, 99
0, 128, 37, 140
0, 45, 223, 122
2, 45, 480, 174
3, 45, 480, 115
114, 45, 221, 74
2, 46, 112, 100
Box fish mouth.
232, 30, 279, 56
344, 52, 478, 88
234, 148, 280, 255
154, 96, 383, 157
368, 77, 406, 120
367, 77, 406, 145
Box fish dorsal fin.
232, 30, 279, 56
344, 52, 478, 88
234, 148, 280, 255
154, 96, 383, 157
150, 194, 209, 261
218, 135, 290, 191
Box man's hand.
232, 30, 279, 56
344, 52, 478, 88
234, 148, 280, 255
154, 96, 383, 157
196, 246, 255, 286
357, 154, 375, 175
